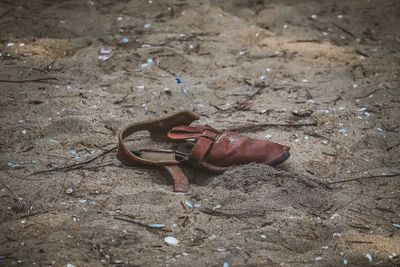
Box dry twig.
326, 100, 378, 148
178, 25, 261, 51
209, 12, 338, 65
24, 146, 117, 178
0, 177, 23, 208
329, 173, 400, 184
0, 77, 58, 83
229, 122, 318, 132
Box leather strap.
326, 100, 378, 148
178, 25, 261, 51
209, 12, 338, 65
117, 111, 199, 192
165, 165, 189, 192
188, 129, 219, 162
168, 125, 228, 172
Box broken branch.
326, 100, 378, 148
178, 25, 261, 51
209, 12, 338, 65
0, 77, 58, 83
24, 146, 117, 178
229, 122, 318, 132
329, 173, 400, 184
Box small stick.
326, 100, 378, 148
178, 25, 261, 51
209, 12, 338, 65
387, 142, 400, 151
345, 240, 373, 244
229, 122, 318, 132
0, 77, 58, 83
356, 88, 381, 99
375, 206, 395, 213
333, 23, 356, 38
348, 224, 371, 230
329, 173, 400, 184
355, 49, 369, 58
19, 210, 51, 219
288, 39, 321, 43
0, 177, 23, 207
24, 146, 117, 178
113, 216, 167, 232
0, 8, 14, 19
114, 216, 149, 227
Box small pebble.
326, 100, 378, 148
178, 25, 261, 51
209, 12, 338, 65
311, 14, 317, 19
141, 58, 153, 68
21, 130, 27, 135
121, 36, 129, 44
65, 188, 74, 195
208, 234, 217, 240
315, 257, 322, 261
330, 213, 340, 220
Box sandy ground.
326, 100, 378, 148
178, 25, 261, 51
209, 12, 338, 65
0, 0, 399, 266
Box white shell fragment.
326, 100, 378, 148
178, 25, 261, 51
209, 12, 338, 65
98, 48, 112, 61
164, 236, 179, 245
182, 200, 193, 208
147, 223, 166, 229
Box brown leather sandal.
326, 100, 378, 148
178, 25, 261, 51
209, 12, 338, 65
117, 111, 290, 193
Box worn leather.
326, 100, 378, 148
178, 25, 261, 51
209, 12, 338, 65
117, 111, 199, 192
168, 125, 290, 172
117, 111, 290, 193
